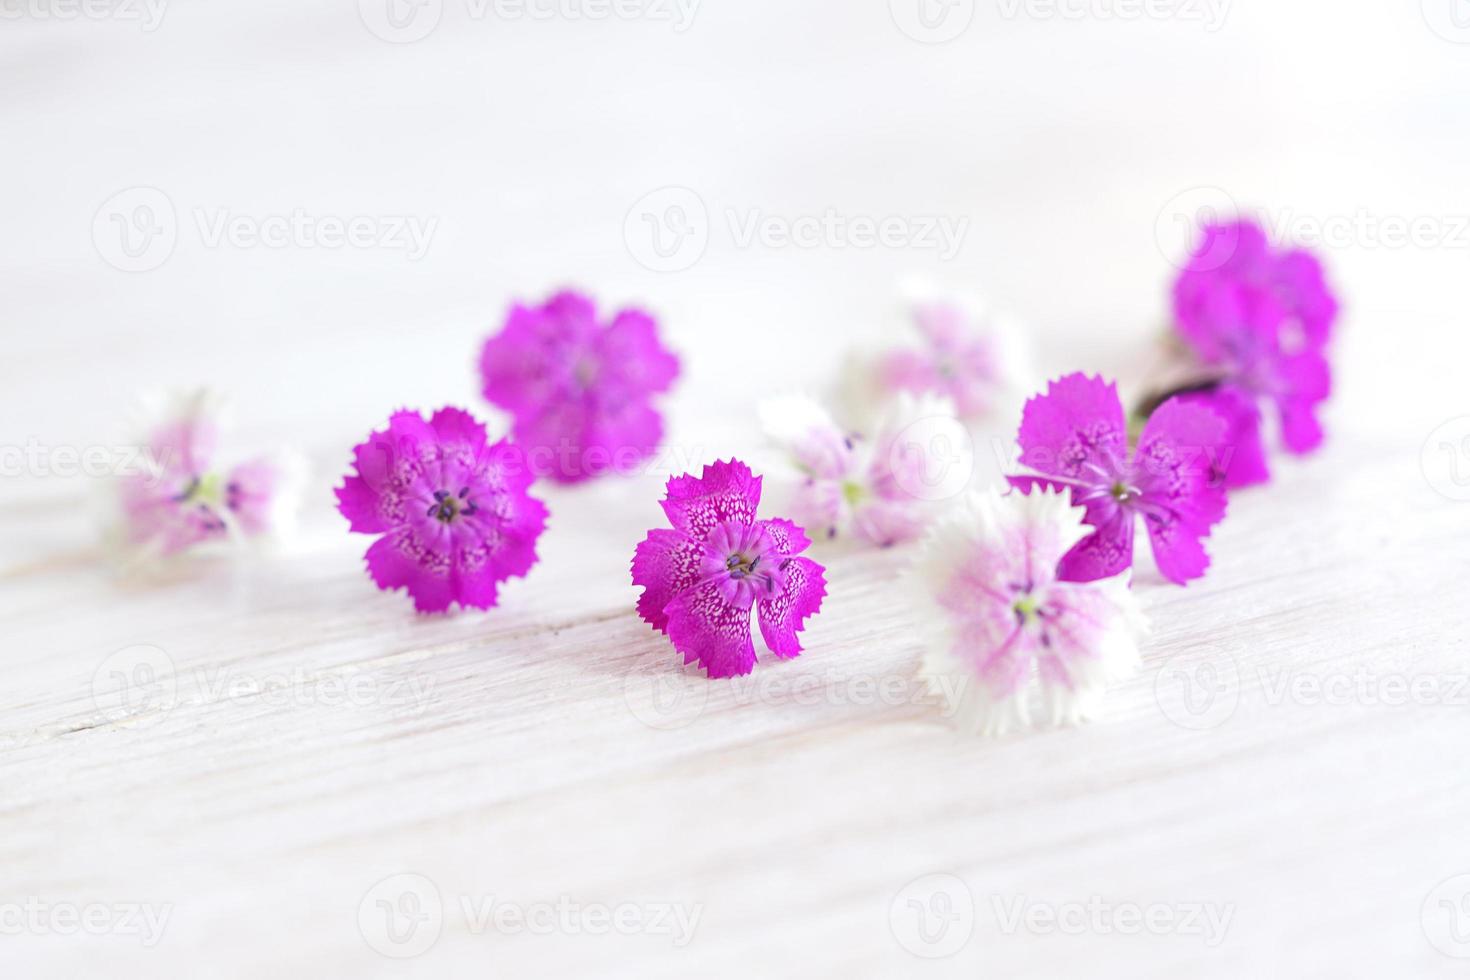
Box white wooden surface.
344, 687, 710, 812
4, 2, 1470, 976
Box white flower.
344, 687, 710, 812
911, 486, 1147, 736
108, 389, 305, 563
759, 392, 965, 547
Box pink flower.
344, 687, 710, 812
1175, 219, 1338, 352
875, 285, 1027, 418
914, 487, 1146, 736
1008, 374, 1228, 585
118, 390, 298, 558
631, 460, 826, 678
1171, 218, 1337, 483
479, 290, 679, 484
760, 393, 961, 547
335, 407, 548, 613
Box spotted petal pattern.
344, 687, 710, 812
631, 459, 825, 677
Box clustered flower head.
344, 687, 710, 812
479, 289, 679, 484
759, 392, 960, 547
1170, 218, 1338, 487
335, 406, 548, 613
1009, 373, 1228, 585
913, 487, 1146, 735
631, 460, 826, 678
117, 390, 298, 559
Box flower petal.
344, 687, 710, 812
631, 529, 706, 633
1177, 385, 1270, 489
597, 307, 680, 395
1274, 349, 1331, 454
1132, 397, 1229, 585
757, 556, 826, 658
660, 459, 762, 539
664, 580, 758, 678
365, 529, 455, 614
1016, 373, 1127, 481
1056, 507, 1135, 583
756, 517, 811, 556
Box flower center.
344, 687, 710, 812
841, 479, 866, 506
175, 472, 223, 506
1109, 481, 1138, 504
428, 488, 478, 524
725, 551, 760, 579
1012, 593, 1040, 626
1010, 585, 1061, 646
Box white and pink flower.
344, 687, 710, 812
912, 486, 1146, 736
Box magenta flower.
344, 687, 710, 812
1171, 218, 1337, 485
631, 460, 827, 678
118, 390, 298, 558
1175, 219, 1338, 351
479, 290, 679, 484
335, 407, 548, 613
1175, 384, 1270, 489
1008, 374, 1228, 585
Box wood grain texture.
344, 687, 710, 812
4, 3, 1470, 977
